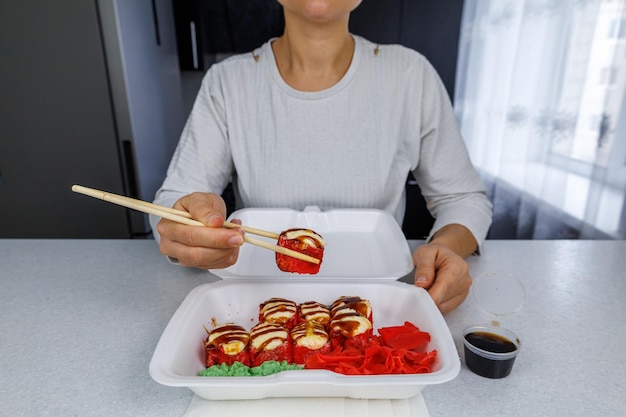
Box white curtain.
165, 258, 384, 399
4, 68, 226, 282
455, 0, 626, 239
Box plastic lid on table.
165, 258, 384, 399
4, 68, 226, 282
471, 272, 526, 316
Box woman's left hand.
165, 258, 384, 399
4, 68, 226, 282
412, 241, 473, 314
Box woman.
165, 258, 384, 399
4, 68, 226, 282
151, 0, 492, 314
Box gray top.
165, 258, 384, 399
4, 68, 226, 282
152, 36, 491, 244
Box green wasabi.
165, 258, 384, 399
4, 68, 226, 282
250, 360, 302, 376
199, 360, 303, 377
199, 361, 252, 377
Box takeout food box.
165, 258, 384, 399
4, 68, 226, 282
149, 207, 460, 400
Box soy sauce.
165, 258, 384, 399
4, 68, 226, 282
464, 331, 517, 354
463, 331, 519, 379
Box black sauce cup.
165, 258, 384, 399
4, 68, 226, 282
462, 325, 521, 379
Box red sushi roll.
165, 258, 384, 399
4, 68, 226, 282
330, 296, 373, 324
329, 296, 373, 351
298, 301, 331, 326
275, 229, 325, 274
291, 321, 332, 364
259, 297, 298, 329
249, 322, 293, 367
329, 310, 373, 351
204, 323, 251, 367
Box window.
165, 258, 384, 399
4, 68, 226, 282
456, 0, 626, 239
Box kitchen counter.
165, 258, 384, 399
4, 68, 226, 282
1, 239, 624, 416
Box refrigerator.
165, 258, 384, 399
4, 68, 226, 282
0, 0, 186, 238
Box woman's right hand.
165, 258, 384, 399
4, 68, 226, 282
156, 192, 244, 270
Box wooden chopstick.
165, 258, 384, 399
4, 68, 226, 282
73, 186, 279, 239
156, 208, 279, 239
71, 185, 318, 264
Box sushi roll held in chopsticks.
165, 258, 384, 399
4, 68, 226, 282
204, 323, 251, 367
276, 229, 325, 274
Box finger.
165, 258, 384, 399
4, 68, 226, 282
158, 219, 244, 250
426, 273, 451, 308
176, 193, 228, 226
162, 239, 240, 269
414, 271, 434, 288
413, 250, 436, 288
436, 290, 470, 315
428, 268, 472, 313
157, 222, 241, 268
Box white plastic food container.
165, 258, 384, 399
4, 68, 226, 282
149, 208, 460, 400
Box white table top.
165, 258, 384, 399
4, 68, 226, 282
1, 239, 624, 416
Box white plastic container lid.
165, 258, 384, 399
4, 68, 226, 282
211, 207, 415, 280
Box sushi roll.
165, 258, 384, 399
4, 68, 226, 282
330, 296, 373, 324
276, 229, 325, 274
291, 321, 332, 364
249, 322, 293, 367
259, 297, 298, 329
298, 301, 331, 326
204, 323, 251, 367
329, 296, 373, 351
